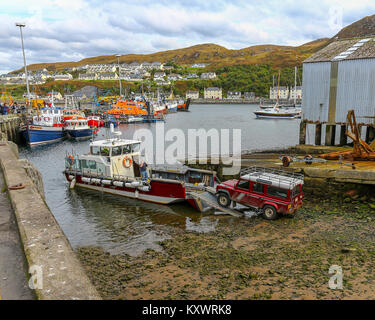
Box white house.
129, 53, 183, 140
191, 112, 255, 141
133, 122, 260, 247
227, 91, 241, 99
201, 72, 217, 79
290, 86, 302, 100
97, 72, 118, 80
186, 90, 199, 99
269, 86, 289, 100
204, 87, 222, 99
79, 73, 97, 81
167, 73, 183, 81
53, 73, 73, 81
154, 72, 166, 80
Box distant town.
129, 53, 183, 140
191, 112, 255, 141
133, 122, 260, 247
0, 61, 302, 101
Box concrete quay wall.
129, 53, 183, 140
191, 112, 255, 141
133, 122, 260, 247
0, 142, 101, 300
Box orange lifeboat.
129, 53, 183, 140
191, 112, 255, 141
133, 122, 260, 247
107, 100, 148, 116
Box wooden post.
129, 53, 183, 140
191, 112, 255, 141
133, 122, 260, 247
325, 124, 336, 146
315, 123, 322, 146
299, 120, 307, 145
339, 124, 347, 146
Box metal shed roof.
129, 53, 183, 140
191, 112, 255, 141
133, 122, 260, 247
304, 37, 375, 63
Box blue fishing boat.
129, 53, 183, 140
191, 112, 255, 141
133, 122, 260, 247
23, 108, 66, 147
65, 118, 93, 140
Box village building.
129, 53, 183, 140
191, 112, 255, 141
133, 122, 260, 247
243, 92, 256, 99
53, 73, 73, 81
79, 73, 97, 81
186, 90, 199, 99
204, 87, 222, 99
167, 73, 183, 81
200, 72, 217, 79
154, 72, 166, 80
227, 91, 242, 99
269, 86, 289, 100
97, 72, 118, 80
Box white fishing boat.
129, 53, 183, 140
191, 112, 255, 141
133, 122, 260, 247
254, 105, 301, 119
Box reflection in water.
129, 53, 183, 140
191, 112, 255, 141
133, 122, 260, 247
19, 104, 299, 256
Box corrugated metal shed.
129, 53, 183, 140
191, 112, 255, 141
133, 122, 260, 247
302, 62, 331, 122
336, 59, 375, 124
302, 36, 375, 124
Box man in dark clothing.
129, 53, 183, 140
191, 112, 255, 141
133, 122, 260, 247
140, 160, 149, 181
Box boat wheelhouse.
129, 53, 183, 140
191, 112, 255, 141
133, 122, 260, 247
65, 118, 93, 140
64, 134, 216, 209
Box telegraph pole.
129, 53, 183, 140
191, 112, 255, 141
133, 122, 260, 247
16, 22, 31, 111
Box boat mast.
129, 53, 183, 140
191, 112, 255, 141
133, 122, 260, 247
276, 71, 280, 106
294, 66, 297, 106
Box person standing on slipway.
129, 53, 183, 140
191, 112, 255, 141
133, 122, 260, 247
140, 160, 149, 181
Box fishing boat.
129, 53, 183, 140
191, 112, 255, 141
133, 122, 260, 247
166, 101, 177, 113
254, 105, 301, 119
87, 116, 104, 127
65, 118, 93, 140
64, 130, 216, 209
177, 98, 191, 112
63, 109, 86, 121
23, 108, 66, 146
254, 70, 301, 119
127, 116, 145, 123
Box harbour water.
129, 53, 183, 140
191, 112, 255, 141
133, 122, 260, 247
19, 104, 300, 256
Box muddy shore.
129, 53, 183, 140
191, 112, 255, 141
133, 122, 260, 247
77, 187, 375, 300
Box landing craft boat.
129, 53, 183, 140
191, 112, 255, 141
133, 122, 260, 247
64, 131, 216, 210
23, 108, 65, 146
65, 118, 93, 140
177, 98, 191, 112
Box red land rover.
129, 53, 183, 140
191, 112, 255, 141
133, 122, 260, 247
216, 167, 304, 220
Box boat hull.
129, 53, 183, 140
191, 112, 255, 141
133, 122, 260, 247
254, 112, 300, 119
66, 128, 93, 140
65, 173, 186, 205
23, 125, 65, 147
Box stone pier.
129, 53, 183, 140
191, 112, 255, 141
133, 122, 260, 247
0, 141, 101, 300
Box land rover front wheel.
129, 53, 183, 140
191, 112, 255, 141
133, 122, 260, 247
217, 193, 231, 208
262, 205, 278, 220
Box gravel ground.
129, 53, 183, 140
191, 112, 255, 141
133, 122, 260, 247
77, 190, 375, 300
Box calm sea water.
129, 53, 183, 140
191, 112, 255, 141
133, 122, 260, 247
19, 104, 300, 256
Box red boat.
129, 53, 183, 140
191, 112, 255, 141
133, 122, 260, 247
64, 135, 216, 210
87, 116, 104, 127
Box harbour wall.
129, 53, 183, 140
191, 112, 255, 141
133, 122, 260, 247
0, 141, 101, 300
0, 115, 22, 144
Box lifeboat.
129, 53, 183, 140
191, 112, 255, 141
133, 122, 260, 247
107, 100, 148, 116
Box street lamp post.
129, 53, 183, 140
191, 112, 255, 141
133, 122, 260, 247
116, 54, 122, 96
16, 22, 31, 111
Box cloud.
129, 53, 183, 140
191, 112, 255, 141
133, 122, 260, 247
1, 0, 375, 74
